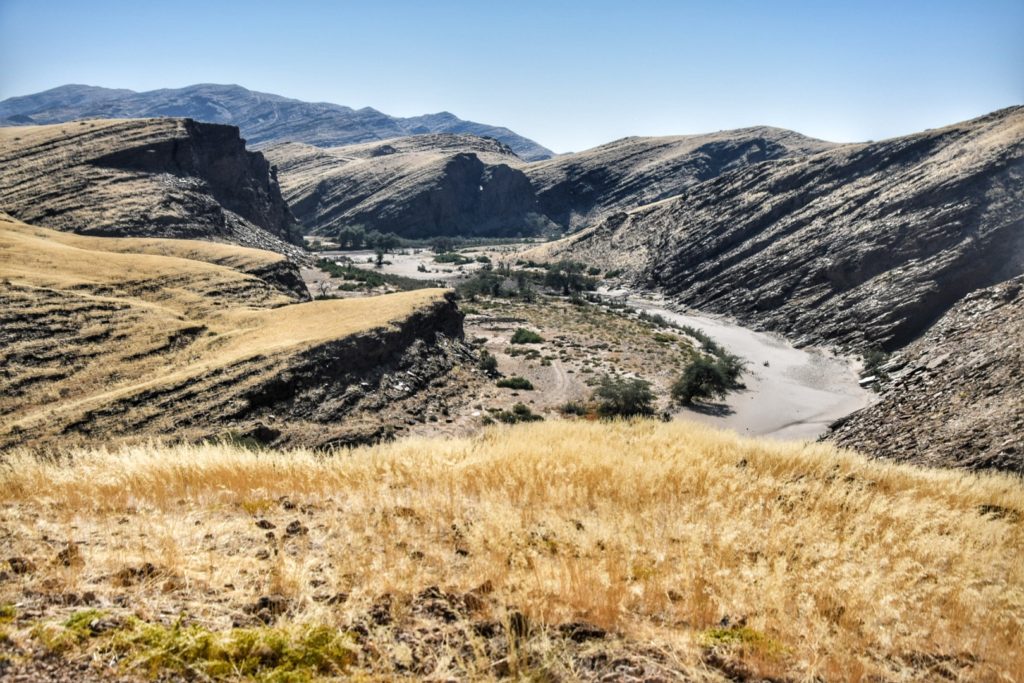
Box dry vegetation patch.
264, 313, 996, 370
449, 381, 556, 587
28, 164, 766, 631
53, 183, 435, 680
1, 420, 1020, 680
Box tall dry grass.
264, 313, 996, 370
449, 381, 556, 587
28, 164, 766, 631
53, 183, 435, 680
2, 419, 1022, 680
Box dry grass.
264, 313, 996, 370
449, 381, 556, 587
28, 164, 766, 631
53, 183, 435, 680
0, 216, 448, 444
2, 419, 1021, 680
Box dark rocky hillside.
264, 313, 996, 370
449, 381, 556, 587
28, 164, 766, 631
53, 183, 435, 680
0, 83, 554, 161
0, 117, 305, 257
265, 134, 547, 239
526, 127, 835, 230
830, 276, 1023, 474
538, 107, 1024, 351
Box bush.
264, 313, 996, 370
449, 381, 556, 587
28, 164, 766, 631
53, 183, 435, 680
511, 328, 544, 344
592, 376, 655, 418
496, 376, 534, 390
434, 252, 473, 265
560, 401, 588, 416
478, 350, 499, 377
495, 403, 544, 424
672, 354, 746, 405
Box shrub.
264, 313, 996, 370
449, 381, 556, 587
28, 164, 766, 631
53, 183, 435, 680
560, 401, 588, 416
434, 252, 473, 265
511, 328, 544, 344
478, 350, 499, 377
497, 376, 534, 390
672, 354, 746, 405
592, 376, 655, 418
495, 403, 544, 424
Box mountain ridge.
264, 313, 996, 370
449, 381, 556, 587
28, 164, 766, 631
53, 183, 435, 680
0, 83, 555, 161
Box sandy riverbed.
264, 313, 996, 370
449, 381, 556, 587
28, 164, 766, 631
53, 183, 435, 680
620, 293, 873, 441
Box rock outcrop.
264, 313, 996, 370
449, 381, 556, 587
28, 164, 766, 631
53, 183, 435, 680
0, 118, 306, 258
266, 134, 548, 239
829, 277, 1023, 474
537, 107, 1024, 351
0, 83, 554, 161
526, 127, 835, 231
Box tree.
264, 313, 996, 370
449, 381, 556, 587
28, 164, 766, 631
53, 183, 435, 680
592, 376, 655, 418
544, 260, 596, 295
671, 354, 746, 405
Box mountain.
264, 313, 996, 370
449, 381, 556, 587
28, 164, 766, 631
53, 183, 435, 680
0, 213, 465, 449
264, 134, 548, 239
0, 117, 305, 258
534, 107, 1024, 351
0, 83, 555, 161
829, 275, 1023, 474
525, 127, 837, 231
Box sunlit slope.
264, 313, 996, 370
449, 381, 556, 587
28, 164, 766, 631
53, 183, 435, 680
2, 419, 1021, 681
0, 216, 451, 447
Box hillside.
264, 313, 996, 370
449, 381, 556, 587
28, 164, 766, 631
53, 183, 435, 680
0, 118, 306, 257
534, 106, 1024, 350
0, 83, 555, 161
830, 276, 1023, 474
1, 420, 1021, 681
0, 215, 466, 449
526, 127, 836, 231
265, 134, 546, 239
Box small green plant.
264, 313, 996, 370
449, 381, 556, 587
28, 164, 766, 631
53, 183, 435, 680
497, 376, 534, 390
592, 376, 655, 417
434, 252, 473, 265
511, 328, 544, 344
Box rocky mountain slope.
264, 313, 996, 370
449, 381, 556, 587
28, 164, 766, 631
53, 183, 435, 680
830, 276, 1023, 474
0, 83, 554, 160
526, 127, 836, 230
537, 107, 1024, 351
265, 134, 546, 239
0, 117, 305, 257
0, 215, 468, 449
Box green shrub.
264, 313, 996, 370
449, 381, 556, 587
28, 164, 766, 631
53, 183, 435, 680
434, 252, 473, 265
478, 350, 499, 377
511, 328, 544, 344
672, 354, 746, 405
497, 376, 534, 390
495, 403, 544, 424
592, 376, 655, 417
560, 402, 588, 416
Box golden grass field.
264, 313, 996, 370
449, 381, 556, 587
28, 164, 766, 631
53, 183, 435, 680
2, 419, 1021, 681
0, 215, 448, 446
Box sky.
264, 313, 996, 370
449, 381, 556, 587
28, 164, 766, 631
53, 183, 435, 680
1, 0, 1021, 153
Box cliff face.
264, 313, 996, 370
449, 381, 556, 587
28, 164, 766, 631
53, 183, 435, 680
539, 107, 1024, 351
829, 277, 1024, 474
266, 134, 547, 239
0, 83, 555, 161
525, 128, 836, 231
0, 118, 305, 258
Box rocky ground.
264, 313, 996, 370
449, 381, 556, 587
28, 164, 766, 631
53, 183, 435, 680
830, 276, 1024, 474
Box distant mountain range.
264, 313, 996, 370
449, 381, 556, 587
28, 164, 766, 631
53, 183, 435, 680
0, 83, 555, 161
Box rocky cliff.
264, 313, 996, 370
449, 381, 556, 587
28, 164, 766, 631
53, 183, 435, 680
266, 134, 547, 239
538, 107, 1024, 351
0, 117, 305, 258
526, 127, 835, 231
0, 83, 554, 161
829, 276, 1023, 474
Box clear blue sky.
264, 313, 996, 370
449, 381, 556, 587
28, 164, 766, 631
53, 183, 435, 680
1, 0, 1021, 152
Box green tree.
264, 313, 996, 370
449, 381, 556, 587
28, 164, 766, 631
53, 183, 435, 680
592, 376, 655, 417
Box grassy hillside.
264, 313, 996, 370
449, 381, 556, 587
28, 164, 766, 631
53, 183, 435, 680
1, 420, 1020, 681
0, 215, 452, 448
